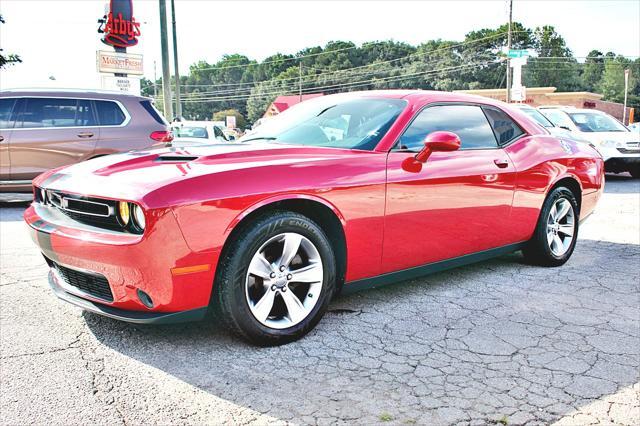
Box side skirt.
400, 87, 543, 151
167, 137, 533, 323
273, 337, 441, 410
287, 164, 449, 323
342, 242, 526, 295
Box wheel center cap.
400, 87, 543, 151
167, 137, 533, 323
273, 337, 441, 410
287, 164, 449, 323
275, 274, 287, 287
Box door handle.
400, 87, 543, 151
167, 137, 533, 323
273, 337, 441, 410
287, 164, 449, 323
77, 132, 94, 138
494, 159, 509, 169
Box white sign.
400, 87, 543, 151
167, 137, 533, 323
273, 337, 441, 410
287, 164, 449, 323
226, 115, 237, 128
511, 86, 527, 102
97, 50, 144, 75
101, 75, 141, 95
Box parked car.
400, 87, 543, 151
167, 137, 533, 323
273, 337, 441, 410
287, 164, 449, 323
628, 122, 640, 133
539, 106, 639, 178
25, 90, 604, 345
171, 120, 230, 146
0, 89, 172, 192
509, 104, 588, 142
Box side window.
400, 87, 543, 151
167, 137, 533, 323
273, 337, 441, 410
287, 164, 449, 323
0, 98, 17, 129
21, 98, 78, 128
94, 100, 126, 126
77, 100, 97, 126
482, 107, 524, 145
398, 104, 498, 151
543, 110, 573, 129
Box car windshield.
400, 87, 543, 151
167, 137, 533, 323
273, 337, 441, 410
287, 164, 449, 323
568, 112, 628, 132
519, 108, 554, 128
241, 96, 407, 150
173, 126, 208, 138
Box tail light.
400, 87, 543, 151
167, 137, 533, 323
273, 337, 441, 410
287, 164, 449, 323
150, 130, 174, 142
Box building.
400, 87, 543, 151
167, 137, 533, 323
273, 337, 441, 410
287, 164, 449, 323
263, 94, 324, 118
456, 87, 633, 123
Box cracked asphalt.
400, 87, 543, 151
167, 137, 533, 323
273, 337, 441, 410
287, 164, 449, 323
1, 176, 639, 425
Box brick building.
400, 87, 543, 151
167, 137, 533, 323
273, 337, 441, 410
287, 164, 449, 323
456, 87, 633, 123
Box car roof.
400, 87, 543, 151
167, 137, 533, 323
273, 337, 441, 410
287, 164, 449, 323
0, 88, 150, 100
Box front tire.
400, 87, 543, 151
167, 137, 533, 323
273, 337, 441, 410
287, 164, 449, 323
522, 187, 579, 267
214, 210, 336, 346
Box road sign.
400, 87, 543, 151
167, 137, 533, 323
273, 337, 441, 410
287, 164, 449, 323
510, 86, 526, 102
507, 49, 529, 58
97, 50, 143, 75
101, 75, 141, 95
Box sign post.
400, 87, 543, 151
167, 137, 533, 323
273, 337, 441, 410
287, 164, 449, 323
508, 51, 529, 102
623, 69, 630, 125
96, 0, 143, 95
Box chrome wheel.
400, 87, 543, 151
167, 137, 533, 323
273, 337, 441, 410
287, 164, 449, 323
245, 232, 324, 329
546, 198, 575, 257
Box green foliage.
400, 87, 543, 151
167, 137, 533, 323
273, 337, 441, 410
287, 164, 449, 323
212, 109, 246, 129
0, 15, 22, 69
161, 22, 635, 124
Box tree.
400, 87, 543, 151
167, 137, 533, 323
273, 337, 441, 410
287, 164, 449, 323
581, 49, 605, 92
598, 55, 636, 103
0, 15, 22, 69
212, 109, 246, 129
524, 26, 581, 91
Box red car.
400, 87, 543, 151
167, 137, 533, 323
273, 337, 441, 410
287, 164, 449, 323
25, 91, 604, 345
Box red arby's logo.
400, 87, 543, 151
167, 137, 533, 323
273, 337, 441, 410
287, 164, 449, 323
98, 0, 141, 48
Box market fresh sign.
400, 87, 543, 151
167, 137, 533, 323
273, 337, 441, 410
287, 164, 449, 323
97, 0, 141, 48
97, 51, 143, 75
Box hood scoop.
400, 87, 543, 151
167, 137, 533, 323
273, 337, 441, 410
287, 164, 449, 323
155, 155, 199, 162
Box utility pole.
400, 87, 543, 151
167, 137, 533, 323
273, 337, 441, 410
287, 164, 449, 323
506, 0, 513, 103
153, 60, 158, 98
299, 62, 303, 102
623, 69, 630, 125
170, 0, 182, 119
158, 0, 173, 120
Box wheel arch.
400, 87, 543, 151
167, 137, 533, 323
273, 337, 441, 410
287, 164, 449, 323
548, 174, 583, 213
222, 195, 348, 294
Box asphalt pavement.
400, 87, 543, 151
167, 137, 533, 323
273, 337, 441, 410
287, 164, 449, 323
1, 175, 638, 425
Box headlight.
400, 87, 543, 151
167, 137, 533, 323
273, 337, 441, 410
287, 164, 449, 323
132, 204, 146, 230
118, 201, 130, 226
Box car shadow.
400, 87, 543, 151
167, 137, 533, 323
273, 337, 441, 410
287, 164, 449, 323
604, 173, 640, 194
85, 239, 640, 424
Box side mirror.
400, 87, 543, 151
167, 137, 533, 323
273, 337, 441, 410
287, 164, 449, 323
415, 131, 461, 163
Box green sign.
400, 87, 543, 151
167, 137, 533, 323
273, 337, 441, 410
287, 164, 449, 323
507, 49, 529, 58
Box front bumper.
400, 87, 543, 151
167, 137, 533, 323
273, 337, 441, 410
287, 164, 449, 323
49, 269, 208, 324
25, 201, 219, 319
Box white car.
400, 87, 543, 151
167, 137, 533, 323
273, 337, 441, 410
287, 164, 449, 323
171, 120, 231, 146
510, 104, 588, 141
539, 106, 639, 178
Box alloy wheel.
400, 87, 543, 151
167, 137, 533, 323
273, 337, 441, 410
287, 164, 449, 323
245, 233, 324, 329
546, 198, 575, 257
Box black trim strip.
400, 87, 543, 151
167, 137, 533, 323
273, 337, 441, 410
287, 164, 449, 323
343, 242, 526, 294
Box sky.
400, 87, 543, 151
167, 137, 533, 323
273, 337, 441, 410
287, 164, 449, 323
0, 0, 638, 90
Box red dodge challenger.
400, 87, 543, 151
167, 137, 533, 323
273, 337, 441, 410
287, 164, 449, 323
25, 91, 604, 345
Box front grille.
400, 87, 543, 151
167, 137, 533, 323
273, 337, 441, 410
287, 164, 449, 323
52, 261, 114, 302
37, 189, 126, 232
617, 148, 640, 154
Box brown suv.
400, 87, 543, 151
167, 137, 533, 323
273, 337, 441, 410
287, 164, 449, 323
0, 89, 172, 192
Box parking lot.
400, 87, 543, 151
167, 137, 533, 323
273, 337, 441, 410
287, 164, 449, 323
1, 176, 638, 425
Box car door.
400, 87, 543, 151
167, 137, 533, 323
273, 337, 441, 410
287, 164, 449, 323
0, 98, 18, 181
9, 97, 100, 181
382, 103, 519, 273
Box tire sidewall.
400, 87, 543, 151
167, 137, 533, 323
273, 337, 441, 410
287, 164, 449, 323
221, 212, 336, 344
537, 187, 579, 264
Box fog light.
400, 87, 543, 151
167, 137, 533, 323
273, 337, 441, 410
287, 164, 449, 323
118, 201, 130, 225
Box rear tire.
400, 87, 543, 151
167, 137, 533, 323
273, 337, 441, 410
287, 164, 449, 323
522, 187, 579, 267
213, 210, 336, 346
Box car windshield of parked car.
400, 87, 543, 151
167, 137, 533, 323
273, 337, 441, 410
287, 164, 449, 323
568, 112, 628, 132
242, 97, 407, 150
520, 108, 554, 128
173, 126, 208, 138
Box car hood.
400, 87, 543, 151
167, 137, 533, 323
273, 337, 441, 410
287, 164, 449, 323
35, 142, 363, 203
572, 131, 637, 143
